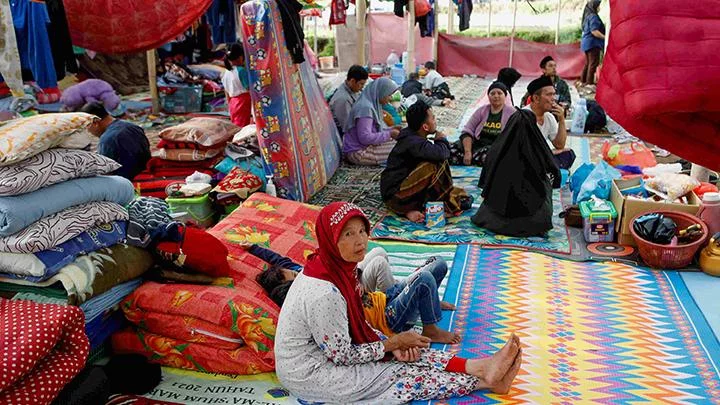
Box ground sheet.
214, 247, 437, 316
422, 245, 720, 404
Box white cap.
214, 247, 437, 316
703, 192, 720, 202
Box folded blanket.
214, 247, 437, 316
81, 278, 143, 324
0, 244, 153, 304
0, 299, 89, 404
113, 281, 277, 375
0, 175, 134, 236
0, 202, 129, 254
0, 221, 127, 282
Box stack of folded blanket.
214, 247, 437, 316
0, 113, 152, 353
134, 118, 240, 198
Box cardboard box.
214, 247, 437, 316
610, 178, 701, 246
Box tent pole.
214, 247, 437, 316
432, 1, 440, 61
357, 0, 367, 66
147, 50, 159, 114
555, 0, 561, 44
314, 17, 318, 54
447, 0, 455, 35
407, 0, 416, 74
487, 0, 491, 37
508, 0, 518, 67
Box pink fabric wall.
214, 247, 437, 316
437, 34, 585, 78
367, 13, 434, 66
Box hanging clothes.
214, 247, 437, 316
10, 0, 58, 90
457, 0, 472, 32
0, 0, 25, 97
277, 0, 305, 64
329, 0, 347, 25
205, 0, 237, 45
424, 0, 435, 38
45, 0, 77, 81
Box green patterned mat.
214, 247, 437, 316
371, 166, 572, 254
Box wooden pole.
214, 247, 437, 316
407, 0, 416, 74
555, 0, 561, 45
357, 0, 367, 66
487, 0, 492, 37
447, 0, 455, 35
508, 0, 518, 67
147, 50, 159, 113
432, 1, 439, 61
314, 17, 319, 54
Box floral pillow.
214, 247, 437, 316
158, 118, 240, 147
0, 113, 97, 166
0, 149, 120, 196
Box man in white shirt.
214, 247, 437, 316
423, 61, 454, 100
522, 76, 576, 169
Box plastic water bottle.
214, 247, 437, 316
386, 50, 399, 69
265, 175, 277, 197
401, 51, 409, 69
571, 98, 588, 134
390, 64, 405, 86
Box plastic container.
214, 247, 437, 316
630, 211, 709, 269
698, 192, 720, 236
390, 64, 405, 86
401, 51, 409, 69
570, 98, 588, 134
579, 199, 617, 242
386, 50, 400, 68
166, 193, 216, 229
159, 84, 203, 113
265, 175, 277, 197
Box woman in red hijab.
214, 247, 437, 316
275, 202, 523, 403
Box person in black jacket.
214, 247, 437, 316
471, 108, 561, 237
380, 101, 472, 223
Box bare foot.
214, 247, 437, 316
491, 348, 522, 395
421, 324, 462, 344
466, 334, 520, 388
406, 210, 425, 223
440, 301, 456, 311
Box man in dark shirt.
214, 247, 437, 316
80, 102, 151, 180
380, 101, 471, 223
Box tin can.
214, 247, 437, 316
425, 201, 445, 228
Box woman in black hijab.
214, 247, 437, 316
496, 67, 522, 106
471, 107, 561, 237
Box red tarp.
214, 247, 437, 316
368, 13, 433, 66
597, 0, 720, 171
65, 0, 213, 54
437, 34, 585, 78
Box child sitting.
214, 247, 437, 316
423, 61, 454, 101
247, 244, 460, 343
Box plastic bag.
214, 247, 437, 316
645, 173, 700, 201
186, 171, 212, 184
633, 213, 677, 245
602, 141, 657, 169
643, 163, 683, 177
570, 163, 595, 204
577, 161, 622, 203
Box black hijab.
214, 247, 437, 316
478, 108, 561, 217
497, 67, 522, 105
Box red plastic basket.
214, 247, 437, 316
630, 211, 708, 269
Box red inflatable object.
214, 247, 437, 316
597, 0, 720, 171
65, 0, 213, 54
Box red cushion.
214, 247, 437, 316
597, 0, 720, 172
156, 228, 231, 277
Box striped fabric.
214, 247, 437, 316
368, 241, 457, 301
